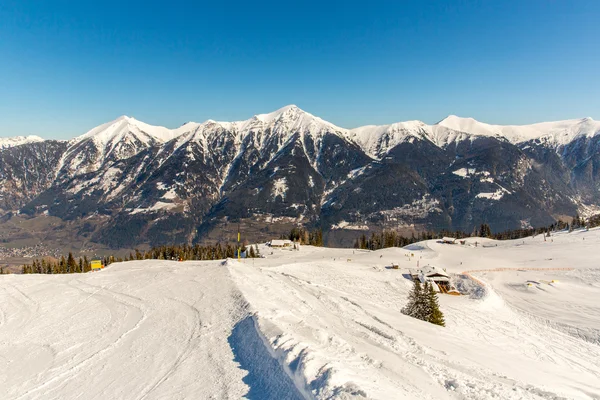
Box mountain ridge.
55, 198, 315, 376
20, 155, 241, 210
1, 105, 599, 249
3, 106, 599, 155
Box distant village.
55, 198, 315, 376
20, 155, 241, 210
0, 243, 62, 260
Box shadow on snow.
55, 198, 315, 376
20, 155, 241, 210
228, 315, 306, 400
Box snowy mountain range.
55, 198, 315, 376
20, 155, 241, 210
1, 105, 599, 248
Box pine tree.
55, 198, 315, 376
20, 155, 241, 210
414, 281, 430, 320
422, 281, 433, 321
426, 282, 445, 327
402, 280, 423, 318
67, 252, 77, 273
479, 223, 492, 238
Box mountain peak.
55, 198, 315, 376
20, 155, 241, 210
437, 114, 478, 125
435, 114, 500, 137
254, 104, 306, 123
74, 115, 177, 144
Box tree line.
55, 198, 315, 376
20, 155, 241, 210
21, 253, 115, 274
17, 241, 263, 275
355, 214, 597, 250
133, 243, 261, 261
285, 227, 324, 246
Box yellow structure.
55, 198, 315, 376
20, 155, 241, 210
91, 259, 103, 271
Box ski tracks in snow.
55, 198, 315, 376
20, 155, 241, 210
0, 261, 250, 400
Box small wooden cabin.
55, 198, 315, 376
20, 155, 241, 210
270, 239, 293, 248
411, 265, 459, 294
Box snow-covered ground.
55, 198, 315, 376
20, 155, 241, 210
1, 229, 600, 399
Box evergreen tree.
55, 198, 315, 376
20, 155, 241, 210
67, 252, 77, 273
479, 223, 492, 238
422, 281, 433, 321
59, 256, 66, 274
426, 283, 445, 327
402, 280, 423, 318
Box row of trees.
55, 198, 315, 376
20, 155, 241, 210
18, 242, 263, 275
355, 215, 597, 250
402, 280, 445, 327
134, 243, 261, 261
21, 253, 115, 274
286, 227, 324, 246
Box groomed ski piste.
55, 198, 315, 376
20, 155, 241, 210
1, 229, 600, 399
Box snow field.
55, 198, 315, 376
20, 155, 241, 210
1, 228, 599, 399
229, 230, 600, 399
0, 261, 251, 399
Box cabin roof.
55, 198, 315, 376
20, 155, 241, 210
418, 265, 450, 279
271, 239, 292, 246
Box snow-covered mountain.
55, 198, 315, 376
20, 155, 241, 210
1, 106, 599, 248
0, 135, 44, 150
349, 115, 600, 156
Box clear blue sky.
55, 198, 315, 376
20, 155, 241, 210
1, 0, 599, 139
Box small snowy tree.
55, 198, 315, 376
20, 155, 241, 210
402, 280, 423, 318
426, 282, 445, 327
403, 280, 445, 327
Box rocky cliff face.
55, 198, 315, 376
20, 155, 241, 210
1, 106, 598, 247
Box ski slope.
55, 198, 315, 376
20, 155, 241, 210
1, 229, 600, 399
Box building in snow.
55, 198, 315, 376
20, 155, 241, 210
409, 265, 457, 293
441, 237, 457, 244
270, 239, 293, 248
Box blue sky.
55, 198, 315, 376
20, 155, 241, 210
1, 0, 599, 139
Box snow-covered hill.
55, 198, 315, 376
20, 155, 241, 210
2, 229, 599, 399
0, 135, 44, 150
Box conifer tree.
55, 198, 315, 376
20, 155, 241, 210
427, 282, 445, 327
67, 253, 77, 273
422, 281, 433, 321
59, 256, 66, 273
402, 280, 423, 318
